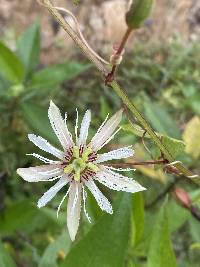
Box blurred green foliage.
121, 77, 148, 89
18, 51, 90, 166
0, 22, 200, 267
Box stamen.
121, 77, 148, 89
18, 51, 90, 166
79, 145, 84, 156
73, 146, 80, 159
87, 163, 99, 173
64, 164, 74, 174
82, 147, 93, 161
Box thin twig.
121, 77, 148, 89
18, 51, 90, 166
38, 0, 199, 182
104, 159, 168, 168
106, 28, 132, 83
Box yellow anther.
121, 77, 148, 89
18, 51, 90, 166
82, 147, 93, 161
64, 164, 74, 174
87, 163, 99, 173
73, 146, 79, 158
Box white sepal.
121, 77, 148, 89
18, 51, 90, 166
84, 179, 113, 214
90, 110, 123, 151
17, 164, 62, 182
28, 134, 64, 160
78, 110, 91, 146
37, 177, 68, 208
48, 101, 74, 150
96, 166, 146, 193
67, 182, 82, 241
95, 146, 134, 163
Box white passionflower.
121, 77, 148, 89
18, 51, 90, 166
17, 101, 146, 241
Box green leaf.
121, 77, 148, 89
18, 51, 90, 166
122, 123, 151, 138
0, 42, 24, 83
144, 102, 180, 138
0, 200, 38, 234
161, 135, 185, 158
189, 217, 200, 243
0, 241, 17, 267
183, 116, 200, 159
167, 201, 190, 233
131, 193, 144, 246
20, 102, 58, 145
147, 199, 177, 267
39, 232, 71, 267
29, 62, 90, 90
60, 193, 131, 267
188, 93, 200, 115
17, 21, 40, 76
122, 123, 185, 158
126, 0, 153, 29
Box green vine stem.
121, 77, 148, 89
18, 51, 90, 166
39, 0, 199, 183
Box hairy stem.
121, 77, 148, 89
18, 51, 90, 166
40, 0, 199, 183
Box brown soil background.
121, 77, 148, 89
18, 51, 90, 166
0, 0, 199, 64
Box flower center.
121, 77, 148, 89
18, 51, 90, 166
63, 146, 98, 182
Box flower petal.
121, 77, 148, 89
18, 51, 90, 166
84, 179, 113, 214
27, 153, 61, 164
78, 110, 91, 146
37, 177, 68, 208
48, 101, 74, 150
95, 167, 146, 193
17, 164, 63, 182
82, 185, 91, 223
89, 110, 123, 151
28, 134, 64, 160
67, 182, 82, 241
95, 146, 134, 163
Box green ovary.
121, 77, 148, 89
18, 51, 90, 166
64, 146, 98, 182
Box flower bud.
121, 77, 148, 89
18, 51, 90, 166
173, 188, 191, 209
126, 0, 153, 29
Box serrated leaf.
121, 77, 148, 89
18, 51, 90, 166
17, 21, 40, 76
29, 62, 90, 90
20, 102, 59, 145
0, 42, 24, 83
147, 200, 177, 267
183, 116, 200, 159
60, 193, 131, 267
39, 232, 71, 267
0, 241, 17, 267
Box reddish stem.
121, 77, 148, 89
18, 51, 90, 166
104, 159, 168, 168
105, 27, 132, 83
